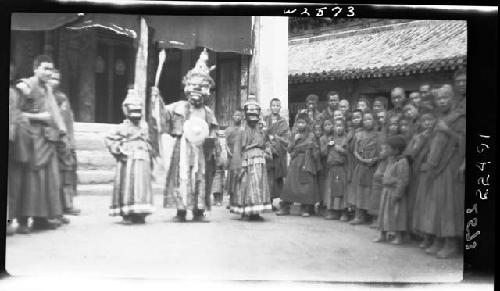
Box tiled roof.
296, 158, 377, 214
289, 20, 467, 83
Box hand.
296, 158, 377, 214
328, 140, 335, 146
295, 133, 301, 140
269, 135, 275, 141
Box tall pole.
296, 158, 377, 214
134, 16, 149, 120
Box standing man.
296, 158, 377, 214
388, 87, 407, 120
10, 55, 65, 233
49, 69, 81, 218
419, 83, 435, 112
320, 91, 340, 121
7, 61, 20, 235
264, 98, 290, 207
159, 49, 219, 223
295, 94, 323, 129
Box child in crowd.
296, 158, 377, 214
374, 135, 410, 245
344, 109, 364, 221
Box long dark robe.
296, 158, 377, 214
345, 127, 362, 207
225, 124, 243, 206
9, 77, 63, 219
320, 134, 348, 210
281, 131, 321, 205
351, 130, 379, 211
264, 115, 290, 200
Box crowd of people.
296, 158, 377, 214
7, 51, 466, 260
7, 55, 81, 236
217, 69, 466, 259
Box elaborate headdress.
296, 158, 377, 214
182, 48, 216, 97
243, 94, 261, 110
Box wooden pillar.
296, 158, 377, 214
249, 16, 289, 118
240, 54, 250, 109
77, 30, 97, 122
134, 16, 149, 119
107, 45, 114, 119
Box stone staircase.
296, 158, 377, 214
74, 122, 164, 196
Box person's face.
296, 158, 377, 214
352, 112, 362, 127
373, 100, 384, 112
313, 125, 323, 138
435, 92, 453, 113
323, 121, 333, 133
357, 101, 367, 111
403, 106, 418, 120
363, 113, 374, 130
454, 73, 467, 96
379, 144, 390, 158
270, 100, 281, 114
399, 120, 410, 134
377, 111, 386, 125
421, 116, 436, 130
307, 100, 317, 111
34, 62, 54, 83
333, 122, 345, 135
232, 111, 243, 123
409, 93, 421, 106
48, 72, 60, 88
328, 94, 339, 109
333, 110, 343, 120
339, 101, 349, 113
295, 120, 307, 132
391, 91, 405, 108
419, 84, 431, 94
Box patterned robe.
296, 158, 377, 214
162, 100, 219, 212
264, 115, 290, 200
230, 125, 272, 215
105, 120, 154, 217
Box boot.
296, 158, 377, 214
249, 214, 264, 221
58, 216, 70, 224
340, 210, 350, 222
419, 235, 433, 249
373, 231, 387, 243
324, 210, 335, 220
172, 210, 187, 222
32, 218, 59, 230
122, 215, 133, 225
6, 222, 16, 236
64, 208, 81, 216
436, 237, 459, 259
276, 203, 290, 216
301, 205, 312, 217
350, 209, 362, 225
425, 237, 443, 255
390, 232, 404, 245
331, 210, 340, 220
369, 216, 379, 229
131, 215, 146, 224
16, 217, 30, 234
193, 210, 210, 223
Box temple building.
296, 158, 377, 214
288, 18, 467, 123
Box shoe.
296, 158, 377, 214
340, 213, 350, 222
419, 236, 432, 249
48, 218, 63, 228
131, 215, 146, 224
425, 239, 443, 255
122, 216, 133, 225
436, 238, 459, 259
172, 215, 186, 223
64, 208, 81, 216
276, 209, 290, 216
373, 232, 386, 243
390, 233, 404, 245
32, 219, 59, 230
350, 218, 362, 225
59, 216, 70, 224
301, 212, 310, 217
249, 214, 264, 221
6, 223, 16, 236
16, 225, 31, 234
193, 215, 210, 223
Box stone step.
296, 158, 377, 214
77, 170, 116, 185
74, 122, 118, 151
77, 183, 164, 196
76, 150, 116, 171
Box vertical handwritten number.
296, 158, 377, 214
475, 161, 490, 172
466, 241, 477, 250
347, 6, 355, 17
477, 175, 490, 186
466, 203, 478, 214
331, 7, 342, 17
316, 7, 327, 17
476, 188, 489, 200
479, 135, 490, 139
284, 9, 297, 14
466, 218, 478, 232
476, 143, 490, 153
466, 230, 480, 242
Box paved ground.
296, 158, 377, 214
5, 194, 462, 283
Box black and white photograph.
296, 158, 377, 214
1, 2, 497, 290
